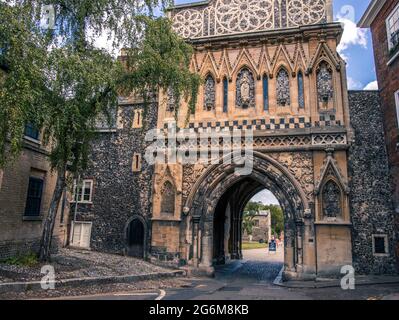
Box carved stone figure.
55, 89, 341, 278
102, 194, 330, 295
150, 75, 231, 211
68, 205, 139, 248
240, 73, 250, 104
317, 62, 334, 107
322, 180, 341, 218
236, 68, 255, 108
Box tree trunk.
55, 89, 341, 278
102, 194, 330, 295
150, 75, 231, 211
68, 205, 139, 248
38, 166, 66, 262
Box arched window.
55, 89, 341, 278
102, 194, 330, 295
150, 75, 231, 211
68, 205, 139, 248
263, 74, 269, 111
322, 180, 342, 218
236, 68, 255, 108
316, 61, 334, 108
204, 74, 216, 111
223, 77, 228, 113
276, 68, 290, 106
297, 71, 305, 109
160, 181, 175, 216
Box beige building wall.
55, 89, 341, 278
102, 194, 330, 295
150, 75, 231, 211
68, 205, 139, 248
0, 139, 68, 259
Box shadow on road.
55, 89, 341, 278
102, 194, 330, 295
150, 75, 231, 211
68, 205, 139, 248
215, 248, 284, 283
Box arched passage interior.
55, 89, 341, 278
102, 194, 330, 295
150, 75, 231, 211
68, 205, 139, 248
186, 152, 312, 279
126, 217, 146, 258
212, 177, 284, 266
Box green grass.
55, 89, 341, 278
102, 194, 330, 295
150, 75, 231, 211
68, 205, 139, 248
0, 252, 39, 267
242, 242, 268, 250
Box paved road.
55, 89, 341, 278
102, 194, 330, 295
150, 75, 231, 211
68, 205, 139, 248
49, 248, 399, 300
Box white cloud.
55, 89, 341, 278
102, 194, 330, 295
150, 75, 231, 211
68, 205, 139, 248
336, 16, 368, 61
363, 81, 379, 90
347, 76, 363, 90
250, 190, 280, 205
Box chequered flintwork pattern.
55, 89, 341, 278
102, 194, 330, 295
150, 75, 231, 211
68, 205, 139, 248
173, 115, 342, 132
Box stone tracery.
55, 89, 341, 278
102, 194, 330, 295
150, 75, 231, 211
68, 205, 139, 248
172, 0, 328, 39
322, 180, 342, 218
286, 0, 326, 27
277, 68, 291, 106
215, 0, 274, 34
204, 74, 216, 110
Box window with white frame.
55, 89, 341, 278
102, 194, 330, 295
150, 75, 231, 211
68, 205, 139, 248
395, 90, 399, 128
73, 179, 93, 203
386, 3, 399, 51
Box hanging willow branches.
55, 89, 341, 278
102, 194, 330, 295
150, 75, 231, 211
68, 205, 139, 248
0, 0, 200, 261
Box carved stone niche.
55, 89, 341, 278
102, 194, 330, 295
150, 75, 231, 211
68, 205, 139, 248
321, 178, 342, 219
160, 181, 175, 216
204, 74, 216, 111
153, 164, 183, 221
316, 61, 334, 112
314, 150, 350, 223
276, 68, 291, 107
236, 68, 255, 109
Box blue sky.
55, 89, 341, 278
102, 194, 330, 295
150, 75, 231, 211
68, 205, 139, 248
334, 0, 377, 90
173, 0, 377, 91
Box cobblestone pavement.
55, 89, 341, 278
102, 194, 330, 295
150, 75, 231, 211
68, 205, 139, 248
0, 248, 173, 283
216, 248, 283, 282
0, 278, 188, 300
3, 247, 398, 300
163, 248, 399, 300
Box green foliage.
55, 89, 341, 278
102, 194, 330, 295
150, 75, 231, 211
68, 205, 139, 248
1, 252, 39, 267
243, 201, 284, 237
0, 3, 48, 166
0, 1, 200, 174
269, 205, 284, 237
41, 45, 122, 172
242, 210, 256, 236
121, 17, 201, 120
0, 1, 201, 261
40, 0, 173, 47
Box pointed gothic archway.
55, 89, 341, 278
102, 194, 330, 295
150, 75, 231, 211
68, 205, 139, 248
125, 215, 147, 259
184, 152, 315, 280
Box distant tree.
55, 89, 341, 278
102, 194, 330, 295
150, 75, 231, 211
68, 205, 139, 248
242, 201, 262, 237
244, 201, 263, 215
262, 204, 284, 237
242, 211, 256, 236
243, 201, 284, 238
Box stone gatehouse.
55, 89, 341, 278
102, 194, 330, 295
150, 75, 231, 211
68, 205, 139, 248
72, 0, 398, 279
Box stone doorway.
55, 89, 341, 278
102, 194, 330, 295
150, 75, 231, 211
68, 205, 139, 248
185, 152, 314, 280
126, 217, 146, 258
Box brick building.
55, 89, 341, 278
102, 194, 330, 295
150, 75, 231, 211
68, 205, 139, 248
359, 0, 399, 267
0, 126, 69, 259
